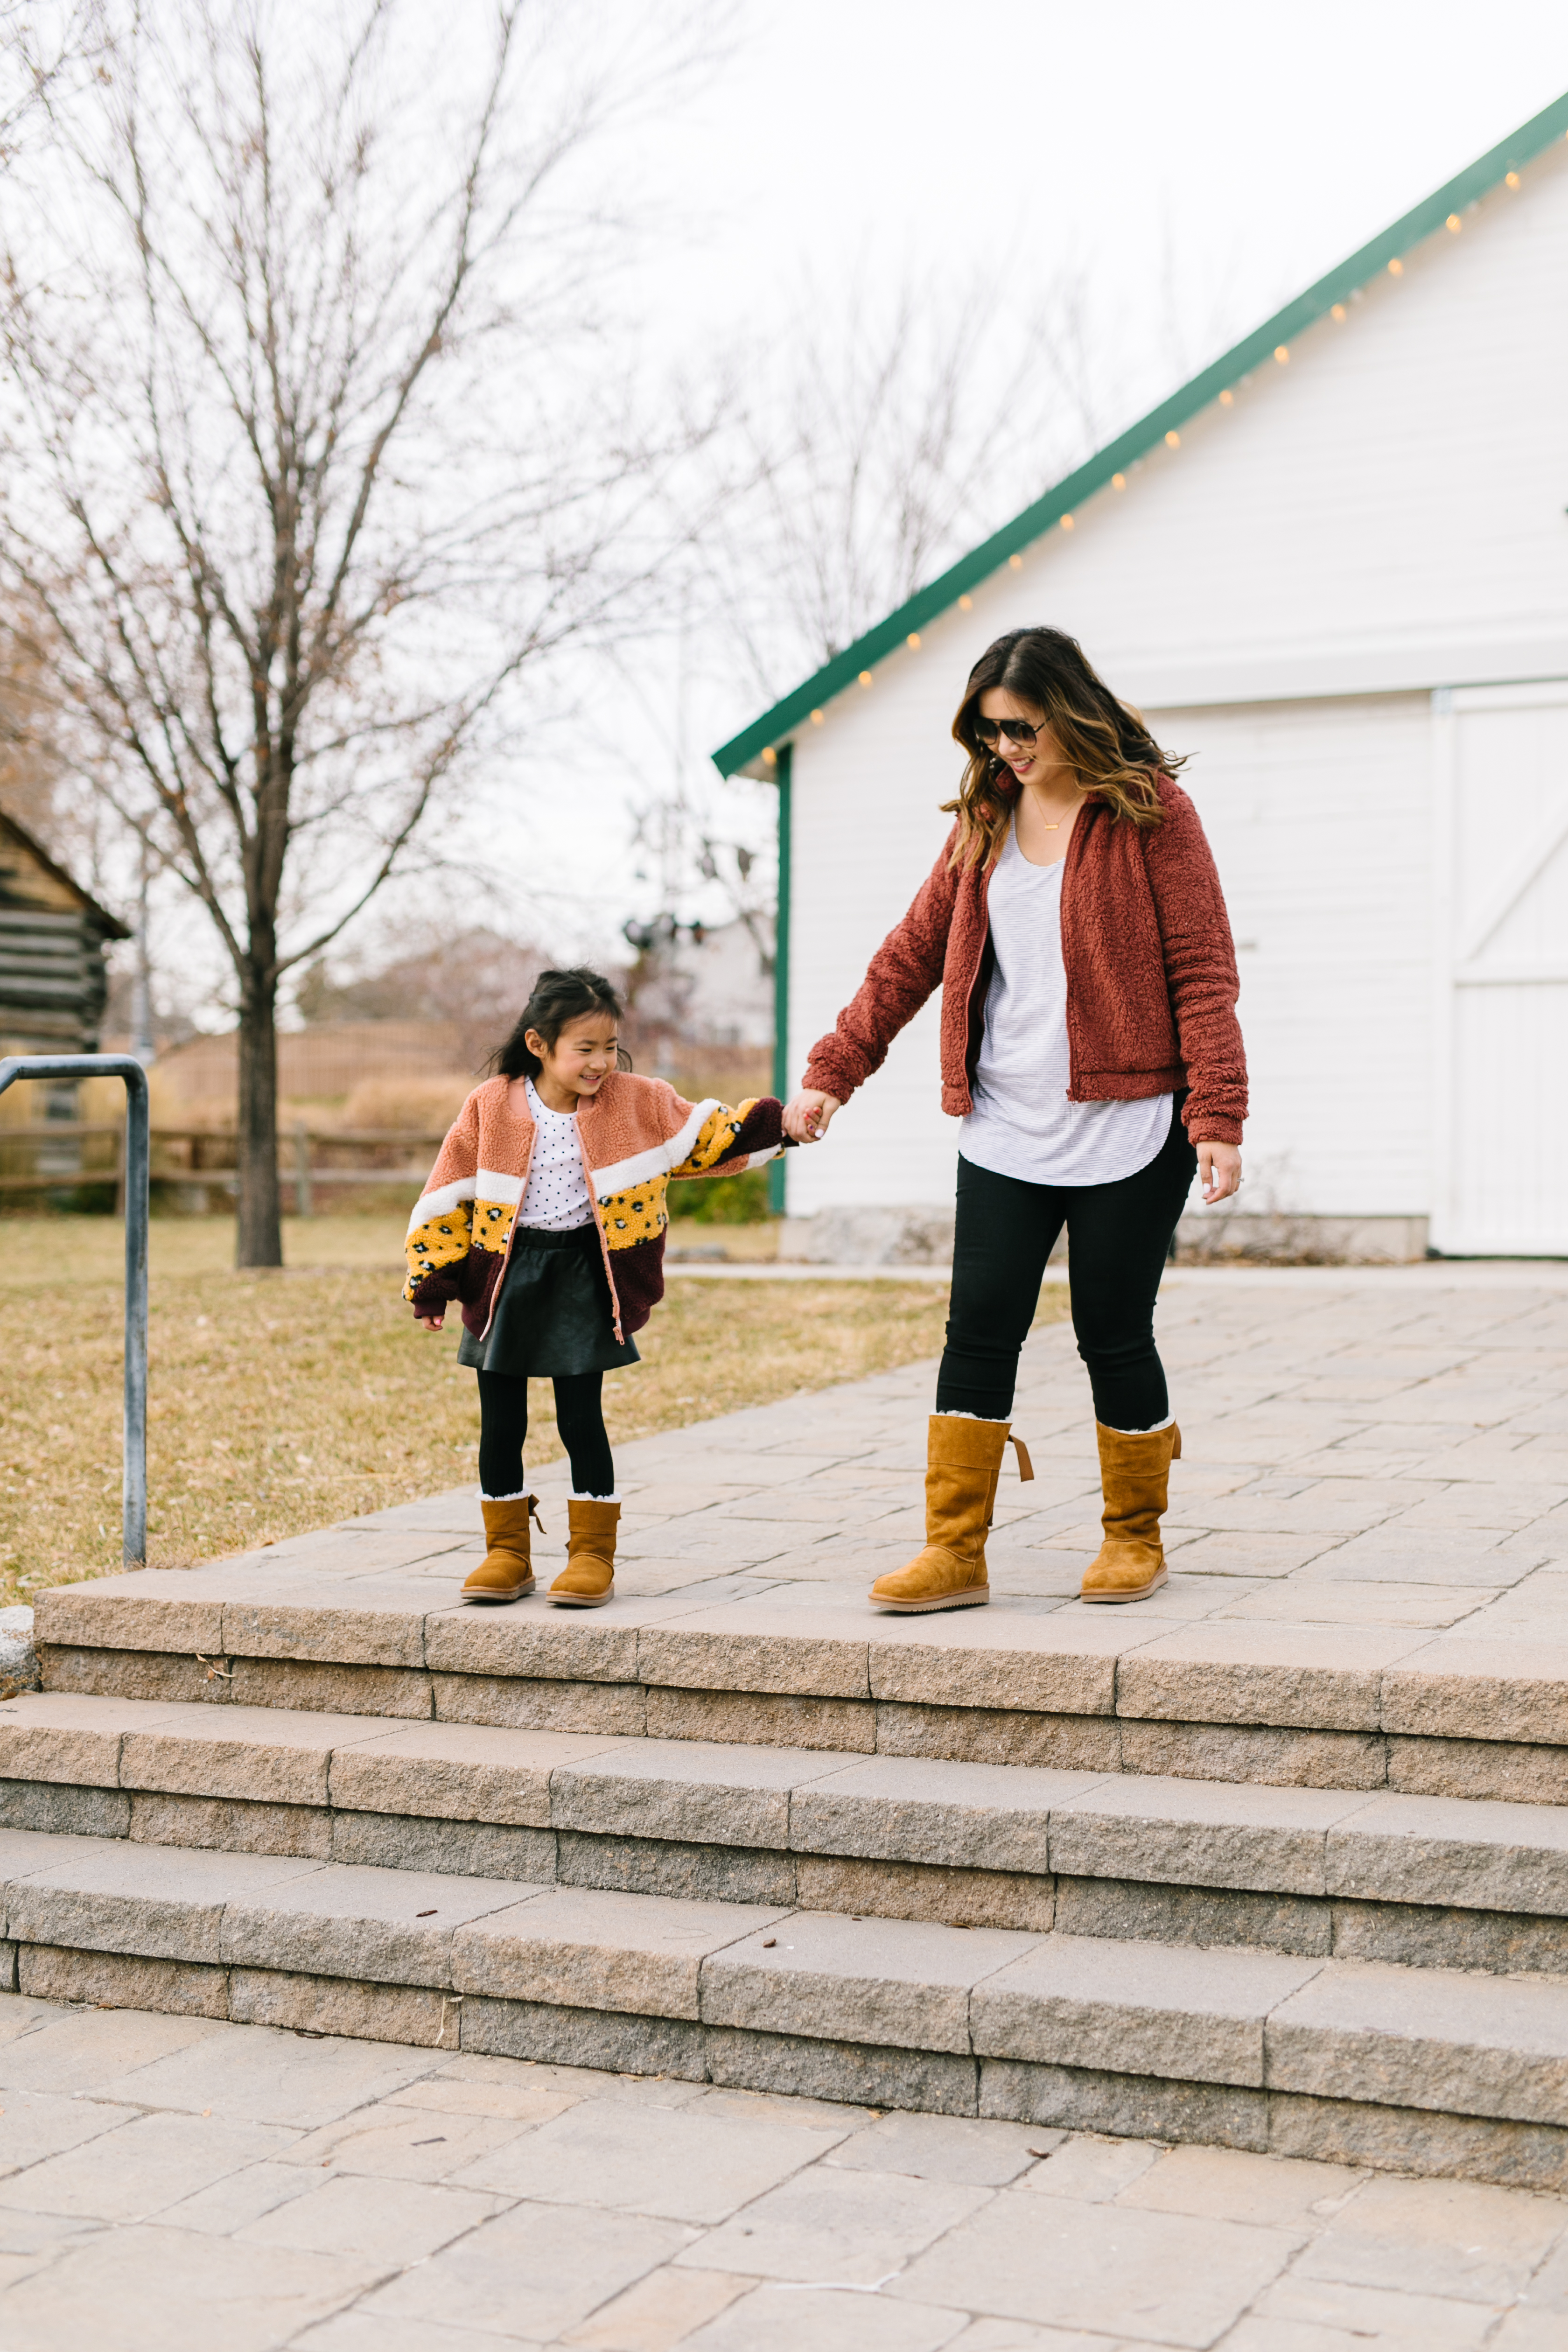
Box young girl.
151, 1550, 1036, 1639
405, 966, 788, 1607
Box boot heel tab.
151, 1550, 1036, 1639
1010, 1435, 1035, 1482
529, 1497, 547, 1533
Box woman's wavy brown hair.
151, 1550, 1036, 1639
945, 625, 1185, 870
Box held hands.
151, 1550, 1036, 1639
1196, 1140, 1242, 1204
783, 1090, 842, 1143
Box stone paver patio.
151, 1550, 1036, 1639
7, 1262, 1568, 2345
532, 1261, 1568, 1636
0, 1985, 1565, 2348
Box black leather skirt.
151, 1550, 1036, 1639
456, 1221, 640, 1379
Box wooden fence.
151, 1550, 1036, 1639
0, 1122, 442, 1213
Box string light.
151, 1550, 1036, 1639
1274, 345, 1289, 364
858, 670, 873, 687
1112, 472, 1127, 487
1388, 258, 1404, 276
1446, 213, 1462, 233
958, 595, 973, 609
1218, 391, 1233, 408
1059, 514, 1074, 531
907, 632, 921, 649
1164, 430, 1180, 448
1506, 171, 1520, 189
1331, 304, 1346, 322
810, 709, 824, 725
762, 747, 777, 765
1008, 553, 1023, 570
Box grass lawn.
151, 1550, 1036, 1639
0, 1214, 1070, 1603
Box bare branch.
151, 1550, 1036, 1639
0, 0, 730, 1260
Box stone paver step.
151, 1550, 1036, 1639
3, 1693, 1568, 1978
0, 1821, 1566, 2191
33, 1560, 1568, 1806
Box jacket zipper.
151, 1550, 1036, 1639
960, 854, 998, 1109
572, 1118, 624, 1343
1060, 818, 1085, 1100
476, 1125, 535, 1344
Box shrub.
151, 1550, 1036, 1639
667, 1165, 772, 1224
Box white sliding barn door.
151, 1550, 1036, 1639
1433, 681, 1568, 1255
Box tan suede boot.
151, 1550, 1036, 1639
548, 1498, 620, 1607
869, 1414, 1034, 1613
462, 1496, 544, 1603
1080, 1422, 1182, 1603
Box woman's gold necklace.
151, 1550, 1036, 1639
1018, 771, 1078, 834
1036, 792, 1084, 832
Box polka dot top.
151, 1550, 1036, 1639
518, 1076, 594, 1231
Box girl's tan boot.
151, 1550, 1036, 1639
548, 1498, 620, 1607
462, 1496, 543, 1603
1080, 1422, 1181, 1603
870, 1414, 1033, 1613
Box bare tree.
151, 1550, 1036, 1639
700, 264, 1122, 705
601, 265, 1121, 959
0, 0, 97, 151
295, 919, 558, 1073
0, 0, 724, 1262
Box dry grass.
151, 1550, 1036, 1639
0, 1214, 1070, 1602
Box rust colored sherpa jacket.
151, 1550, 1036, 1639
804, 778, 1247, 1145
403, 1073, 787, 1342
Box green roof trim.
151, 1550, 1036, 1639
713, 89, 1568, 778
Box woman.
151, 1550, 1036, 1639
784, 625, 1245, 1612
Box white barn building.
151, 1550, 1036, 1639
714, 94, 1568, 1260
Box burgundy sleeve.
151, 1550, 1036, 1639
1144, 784, 1248, 1146
801, 834, 959, 1103
711, 1095, 788, 1166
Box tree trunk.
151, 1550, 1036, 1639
235, 966, 282, 1267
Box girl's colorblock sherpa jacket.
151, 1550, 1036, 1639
403, 1072, 787, 1342
804, 777, 1248, 1145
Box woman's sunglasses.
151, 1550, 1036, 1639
974, 714, 1046, 749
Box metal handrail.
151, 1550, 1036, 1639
0, 1055, 148, 1566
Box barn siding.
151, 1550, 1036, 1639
1141, 695, 1434, 1220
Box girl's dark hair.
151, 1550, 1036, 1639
946, 626, 1185, 869
493, 966, 626, 1081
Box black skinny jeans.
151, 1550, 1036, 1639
477, 1371, 615, 1499
936, 1102, 1197, 1431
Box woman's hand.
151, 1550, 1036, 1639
1195, 1141, 1241, 1204
415, 1313, 445, 1332
783, 1090, 841, 1143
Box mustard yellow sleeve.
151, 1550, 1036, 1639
667, 1097, 786, 1182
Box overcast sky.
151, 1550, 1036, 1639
650, 0, 1568, 369
220, 2, 1568, 1011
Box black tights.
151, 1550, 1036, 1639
936, 1103, 1197, 1430
477, 1370, 615, 1498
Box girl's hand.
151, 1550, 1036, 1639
783, 1089, 841, 1143
1195, 1141, 1241, 1204
415, 1313, 445, 1332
